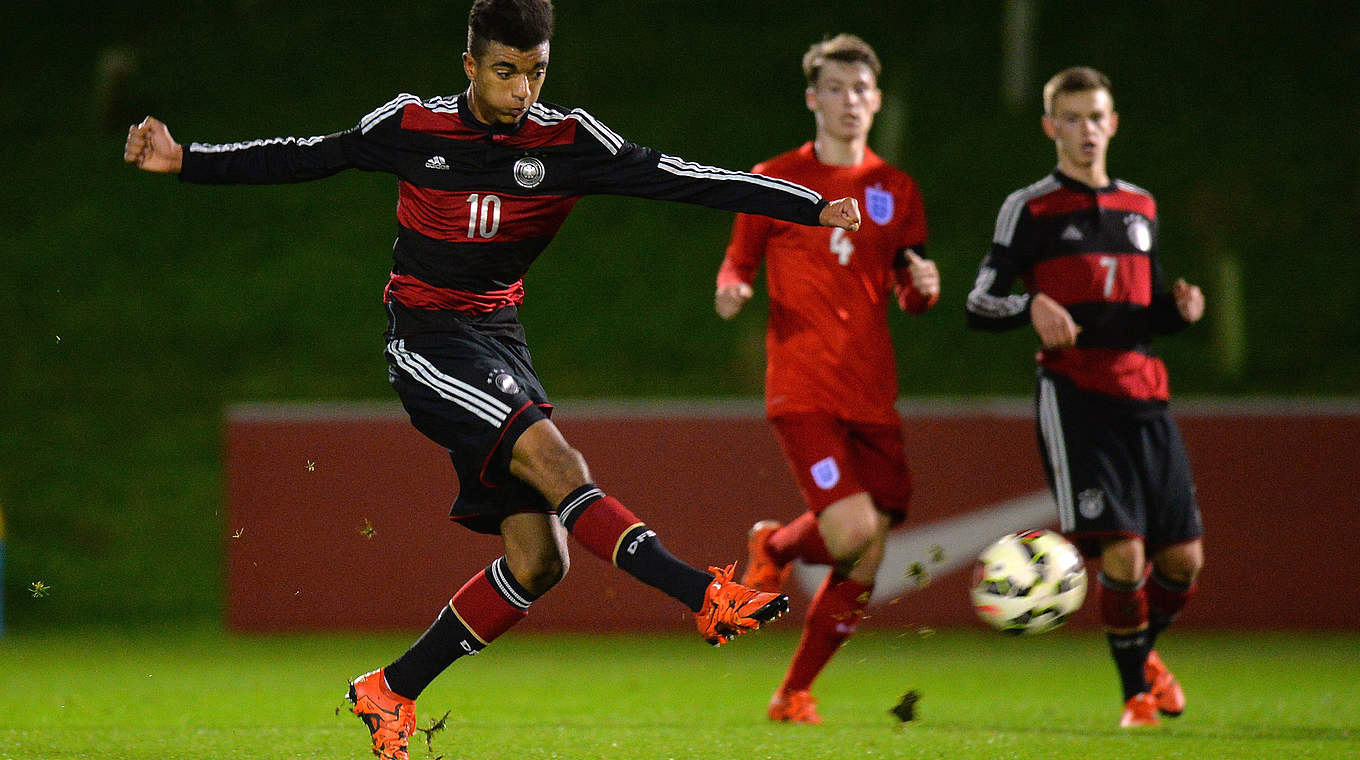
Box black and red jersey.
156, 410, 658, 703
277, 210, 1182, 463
965, 170, 1189, 402
179, 92, 827, 339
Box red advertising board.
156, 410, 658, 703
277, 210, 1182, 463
225, 400, 1359, 632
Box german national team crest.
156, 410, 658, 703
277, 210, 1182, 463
513, 156, 546, 188
488, 369, 521, 396
810, 456, 841, 490
1077, 488, 1106, 519
1124, 214, 1152, 252
864, 185, 893, 225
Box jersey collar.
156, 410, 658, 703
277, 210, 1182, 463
457, 91, 525, 136
1052, 168, 1117, 194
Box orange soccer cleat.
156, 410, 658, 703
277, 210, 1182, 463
348, 668, 417, 760
1144, 650, 1186, 717
741, 520, 792, 593
768, 689, 823, 725
1119, 692, 1160, 728
696, 562, 789, 646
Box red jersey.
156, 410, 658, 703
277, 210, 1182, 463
718, 143, 928, 424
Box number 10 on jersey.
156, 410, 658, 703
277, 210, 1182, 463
466, 193, 502, 239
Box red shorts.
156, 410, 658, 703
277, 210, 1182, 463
769, 412, 913, 520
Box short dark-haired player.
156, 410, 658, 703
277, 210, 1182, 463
124, 1, 864, 757
966, 66, 1206, 728
714, 34, 939, 724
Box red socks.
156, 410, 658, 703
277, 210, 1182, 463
1146, 569, 1196, 641
561, 487, 644, 564
767, 511, 835, 567
384, 557, 532, 699
1098, 572, 1149, 630
779, 573, 871, 693
559, 485, 712, 612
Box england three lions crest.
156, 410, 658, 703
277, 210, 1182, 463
865, 185, 893, 225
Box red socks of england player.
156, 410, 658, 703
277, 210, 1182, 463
779, 573, 871, 694
765, 511, 835, 567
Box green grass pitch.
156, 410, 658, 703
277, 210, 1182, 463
2, 626, 1355, 759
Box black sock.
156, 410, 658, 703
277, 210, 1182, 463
384, 557, 535, 699
1147, 614, 1172, 648
1106, 629, 1152, 700
384, 605, 478, 700
558, 485, 713, 612
613, 523, 713, 612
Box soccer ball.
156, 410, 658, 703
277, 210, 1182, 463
970, 529, 1087, 635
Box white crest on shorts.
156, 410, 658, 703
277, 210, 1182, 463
1077, 488, 1106, 519
488, 370, 520, 396
513, 156, 546, 188
1125, 214, 1152, 252
810, 456, 841, 490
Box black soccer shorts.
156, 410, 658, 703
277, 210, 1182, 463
385, 331, 554, 534
1034, 370, 1203, 558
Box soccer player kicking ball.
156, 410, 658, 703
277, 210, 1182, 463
714, 34, 940, 725
123, 1, 864, 758
966, 66, 1206, 728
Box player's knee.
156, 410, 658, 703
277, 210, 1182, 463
831, 523, 877, 563
1154, 543, 1203, 586
515, 547, 569, 597
820, 493, 885, 562
1167, 558, 1202, 586
1099, 537, 1145, 583
846, 534, 886, 580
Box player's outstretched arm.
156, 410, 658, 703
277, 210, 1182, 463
124, 116, 184, 174
819, 197, 861, 231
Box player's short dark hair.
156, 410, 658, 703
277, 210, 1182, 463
1043, 66, 1113, 116
467, 0, 554, 59
802, 34, 881, 87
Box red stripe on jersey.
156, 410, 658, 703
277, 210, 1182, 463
1042, 347, 1170, 400
384, 273, 524, 313
400, 103, 480, 139
1027, 187, 1094, 219
397, 182, 579, 243
1033, 253, 1152, 306
400, 103, 581, 149
1100, 188, 1156, 218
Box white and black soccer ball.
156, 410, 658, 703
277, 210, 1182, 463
970, 528, 1087, 635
